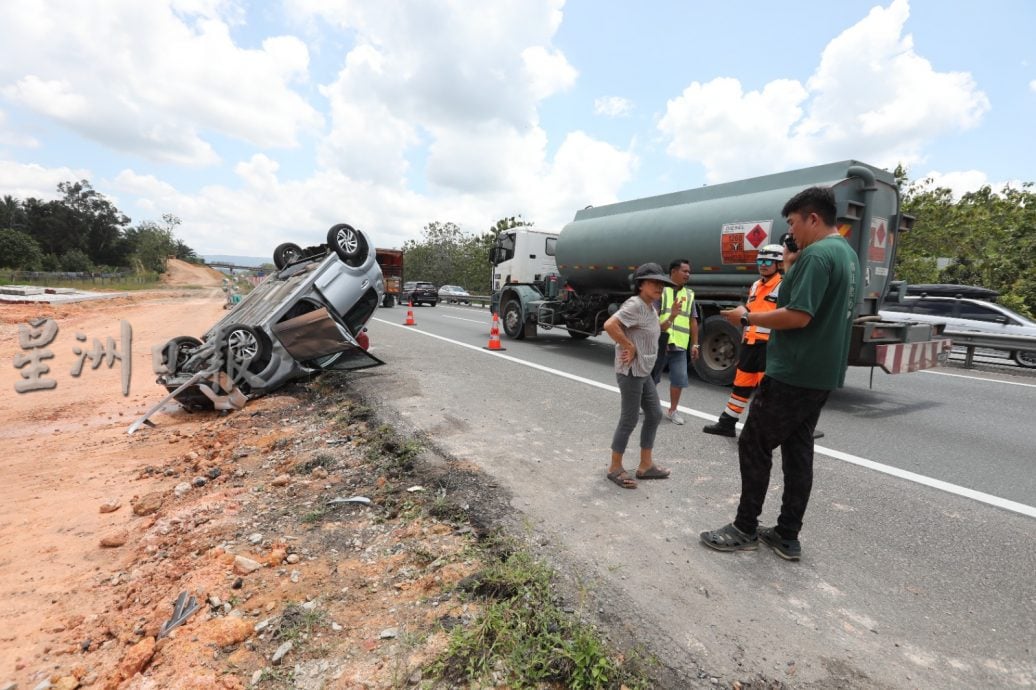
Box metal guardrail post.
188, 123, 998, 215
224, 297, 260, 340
963, 345, 976, 368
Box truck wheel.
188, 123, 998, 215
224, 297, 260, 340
381, 294, 395, 308
1013, 350, 1036, 368
502, 299, 526, 340
327, 223, 368, 267
273, 243, 304, 269
693, 315, 739, 386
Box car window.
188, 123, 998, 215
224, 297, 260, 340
957, 301, 1007, 323
417, 282, 434, 289
910, 300, 955, 316
881, 303, 912, 313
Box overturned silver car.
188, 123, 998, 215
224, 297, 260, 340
130, 224, 385, 432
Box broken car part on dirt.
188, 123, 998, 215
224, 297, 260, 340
129, 224, 386, 433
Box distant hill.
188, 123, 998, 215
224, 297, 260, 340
203, 255, 269, 268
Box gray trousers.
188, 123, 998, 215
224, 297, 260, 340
611, 372, 663, 454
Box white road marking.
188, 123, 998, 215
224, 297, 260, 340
442, 315, 491, 325
921, 369, 1036, 388
374, 318, 1036, 519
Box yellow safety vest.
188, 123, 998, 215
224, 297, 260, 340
659, 286, 695, 349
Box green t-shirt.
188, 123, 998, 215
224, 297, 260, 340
765, 234, 860, 390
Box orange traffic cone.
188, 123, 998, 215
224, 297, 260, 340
484, 312, 506, 351
404, 300, 416, 326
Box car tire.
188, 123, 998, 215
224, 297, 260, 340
1013, 350, 1036, 368
327, 223, 368, 267
221, 324, 271, 384
273, 243, 304, 270
162, 336, 203, 372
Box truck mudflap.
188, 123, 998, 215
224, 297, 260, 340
874, 338, 953, 374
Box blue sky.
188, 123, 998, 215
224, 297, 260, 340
1, 0, 1033, 257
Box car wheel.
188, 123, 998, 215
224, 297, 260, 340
502, 298, 525, 339
381, 294, 395, 308
162, 336, 203, 372
429, 301, 436, 307
221, 324, 270, 381
273, 243, 304, 270
692, 315, 740, 385
327, 223, 368, 267
1013, 350, 1036, 368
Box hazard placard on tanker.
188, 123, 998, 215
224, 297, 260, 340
720, 220, 774, 265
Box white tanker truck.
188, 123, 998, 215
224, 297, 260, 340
490, 160, 951, 385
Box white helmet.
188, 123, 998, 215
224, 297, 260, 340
757, 244, 784, 262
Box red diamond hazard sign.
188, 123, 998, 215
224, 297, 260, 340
746, 224, 768, 248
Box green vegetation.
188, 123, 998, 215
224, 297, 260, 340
895, 166, 1036, 317
402, 216, 530, 294
432, 543, 646, 689
0, 181, 199, 277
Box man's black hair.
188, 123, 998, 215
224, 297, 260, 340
669, 258, 691, 272
782, 186, 836, 226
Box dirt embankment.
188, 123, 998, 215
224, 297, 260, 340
0, 285, 489, 689
160, 259, 227, 288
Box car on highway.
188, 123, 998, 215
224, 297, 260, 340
143, 223, 387, 420
438, 285, 472, 304
880, 294, 1036, 368
400, 281, 438, 306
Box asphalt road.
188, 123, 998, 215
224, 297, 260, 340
355, 303, 1036, 688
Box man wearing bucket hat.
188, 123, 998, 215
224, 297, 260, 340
601, 263, 681, 489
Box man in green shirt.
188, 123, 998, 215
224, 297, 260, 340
699, 186, 859, 561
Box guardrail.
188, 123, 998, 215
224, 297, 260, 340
439, 295, 492, 308
943, 329, 1036, 368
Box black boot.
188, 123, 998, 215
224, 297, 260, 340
703, 413, 737, 437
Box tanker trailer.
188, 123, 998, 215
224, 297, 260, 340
490, 159, 952, 385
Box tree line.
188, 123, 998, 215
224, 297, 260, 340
0, 180, 199, 275
400, 217, 530, 295
402, 174, 1035, 317
896, 168, 1036, 317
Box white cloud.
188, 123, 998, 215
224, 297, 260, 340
0, 160, 91, 200
658, 0, 990, 182
1030, 79, 1036, 92
594, 97, 634, 118
300, 0, 583, 192
0, 2, 321, 165
914, 169, 1025, 200
1, 0, 636, 256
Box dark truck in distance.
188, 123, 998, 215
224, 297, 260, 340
375, 248, 403, 307
129, 223, 385, 433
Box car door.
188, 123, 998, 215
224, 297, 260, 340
271, 306, 382, 371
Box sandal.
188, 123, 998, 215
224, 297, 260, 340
606, 470, 637, 489
759, 527, 801, 561
699, 523, 758, 552
635, 465, 670, 480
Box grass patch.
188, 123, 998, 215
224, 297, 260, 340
272, 603, 326, 644
293, 452, 336, 475
300, 508, 327, 523
430, 547, 647, 689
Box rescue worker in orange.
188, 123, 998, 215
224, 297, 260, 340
702, 244, 784, 437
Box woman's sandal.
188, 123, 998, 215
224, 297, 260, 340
606, 470, 637, 489
635, 465, 670, 480
699, 523, 758, 552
